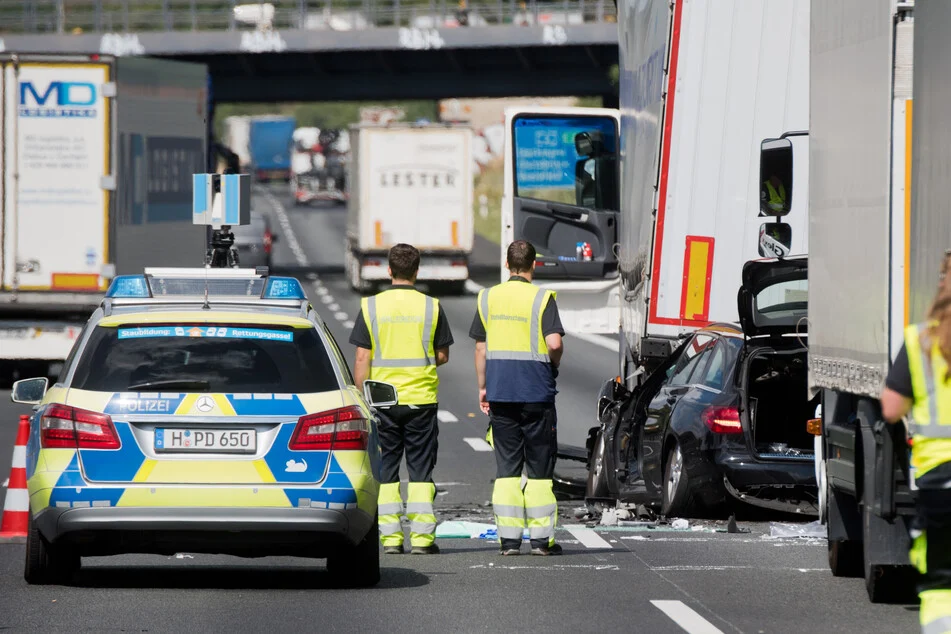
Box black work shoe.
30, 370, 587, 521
500, 547, 520, 556
383, 544, 405, 555
411, 544, 440, 555
531, 543, 563, 556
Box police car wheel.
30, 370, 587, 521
24, 513, 80, 585
327, 517, 381, 588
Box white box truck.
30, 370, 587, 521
803, 0, 920, 604
0, 54, 209, 381
223, 115, 251, 171
502, 1, 810, 463
345, 123, 474, 293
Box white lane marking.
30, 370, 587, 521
328, 303, 340, 311
315, 286, 329, 296
334, 312, 349, 321
320, 294, 333, 304
651, 565, 826, 572
651, 601, 724, 634
470, 563, 619, 571
437, 410, 459, 423
463, 438, 493, 452
344, 320, 355, 329
568, 332, 620, 353
258, 187, 308, 267
565, 527, 612, 549
1, 478, 7, 487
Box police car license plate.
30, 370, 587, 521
155, 428, 256, 453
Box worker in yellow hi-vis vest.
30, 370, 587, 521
882, 251, 951, 634
349, 243, 454, 555
471, 240, 565, 556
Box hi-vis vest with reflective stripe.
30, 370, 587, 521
478, 279, 556, 403
361, 288, 439, 405
905, 321, 951, 476
765, 180, 786, 212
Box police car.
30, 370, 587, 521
11, 267, 392, 586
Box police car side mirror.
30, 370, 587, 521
11, 377, 48, 405
363, 380, 398, 407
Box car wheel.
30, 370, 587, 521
662, 442, 695, 518
327, 517, 381, 588
585, 429, 613, 513
24, 513, 80, 585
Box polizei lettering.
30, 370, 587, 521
116, 399, 173, 413
379, 169, 457, 188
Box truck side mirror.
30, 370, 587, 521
759, 138, 793, 217
758, 222, 792, 258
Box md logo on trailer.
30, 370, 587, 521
19, 81, 98, 118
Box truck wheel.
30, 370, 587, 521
662, 442, 696, 518
327, 517, 381, 588
24, 513, 80, 585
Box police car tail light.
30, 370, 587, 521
289, 406, 368, 451
40, 405, 120, 450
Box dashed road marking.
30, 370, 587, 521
316, 286, 329, 296
650, 601, 724, 634
464, 279, 485, 294
463, 438, 493, 452
320, 295, 333, 304
1, 478, 7, 488
344, 320, 355, 328
565, 527, 613, 549
470, 563, 619, 571
328, 303, 340, 311
334, 312, 349, 321
437, 410, 459, 423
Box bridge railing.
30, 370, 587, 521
3, 0, 616, 34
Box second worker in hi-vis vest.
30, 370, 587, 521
471, 240, 565, 556
349, 243, 454, 555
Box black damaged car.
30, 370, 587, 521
585, 257, 818, 517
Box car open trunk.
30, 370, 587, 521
743, 347, 817, 459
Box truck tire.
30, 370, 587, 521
327, 517, 381, 588
24, 513, 80, 585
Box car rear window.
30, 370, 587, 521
71, 324, 340, 394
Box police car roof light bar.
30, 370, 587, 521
105, 270, 306, 301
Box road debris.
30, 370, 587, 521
769, 520, 826, 539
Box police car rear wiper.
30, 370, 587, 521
127, 379, 211, 391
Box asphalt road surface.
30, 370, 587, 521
0, 186, 919, 633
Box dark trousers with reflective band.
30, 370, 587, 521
911, 466, 951, 634
489, 403, 557, 549
376, 405, 439, 548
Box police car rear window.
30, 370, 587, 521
71, 324, 341, 394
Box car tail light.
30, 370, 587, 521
451, 259, 466, 267
289, 406, 368, 451
263, 229, 273, 254
40, 404, 120, 449
703, 406, 742, 434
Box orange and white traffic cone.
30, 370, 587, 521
0, 414, 31, 543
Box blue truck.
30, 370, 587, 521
249, 115, 296, 182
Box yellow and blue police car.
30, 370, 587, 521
11, 267, 392, 586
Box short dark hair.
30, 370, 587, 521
506, 240, 536, 273
388, 243, 420, 281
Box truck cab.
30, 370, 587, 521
500, 106, 621, 334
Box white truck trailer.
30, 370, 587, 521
804, 0, 921, 604
0, 54, 209, 381
502, 1, 810, 462
223, 115, 251, 171
345, 123, 474, 293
